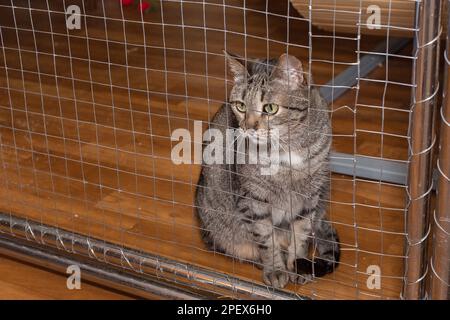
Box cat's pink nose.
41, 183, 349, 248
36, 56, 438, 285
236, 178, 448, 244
245, 117, 259, 130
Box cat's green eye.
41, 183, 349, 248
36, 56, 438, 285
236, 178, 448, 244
263, 103, 280, 115
233, 101, 247, 113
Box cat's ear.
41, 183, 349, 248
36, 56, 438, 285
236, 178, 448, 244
224, 51, 249, 84
271, 54, 305, 90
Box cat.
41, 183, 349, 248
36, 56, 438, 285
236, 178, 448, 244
194, 52, 340, 288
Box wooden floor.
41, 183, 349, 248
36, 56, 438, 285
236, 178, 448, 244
0, 254, 133, 299
0, 1, 414, 299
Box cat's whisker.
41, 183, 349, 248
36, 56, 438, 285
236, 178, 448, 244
231, 131, 245, 146
232, 133, 243, 146
278, 143, 288, 154
234, 132, 249, 158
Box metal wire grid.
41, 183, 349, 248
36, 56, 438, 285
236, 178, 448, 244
0, 0, 438, 299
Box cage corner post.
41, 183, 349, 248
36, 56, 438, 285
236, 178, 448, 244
428, 0, 450, 300
403, 0, 442, 300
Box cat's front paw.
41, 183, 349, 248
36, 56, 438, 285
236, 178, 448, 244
290, 272, 313, 285
289, 258, 315, 285
263, 269, 289, 288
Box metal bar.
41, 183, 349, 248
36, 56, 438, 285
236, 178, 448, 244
320, 38, 411, 103
330, 152, 407, 185
0, 233, 201, 300
429, 0, 450, 300
403, 0, 442, 300
0, 212, 304, 300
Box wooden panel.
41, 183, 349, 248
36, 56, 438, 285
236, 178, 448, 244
0, 254, 133, 299
292, 0, 416, 36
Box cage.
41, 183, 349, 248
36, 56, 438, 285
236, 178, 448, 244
0, 0, 448, 300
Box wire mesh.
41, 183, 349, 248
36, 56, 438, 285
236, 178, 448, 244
0, 0, 439, 299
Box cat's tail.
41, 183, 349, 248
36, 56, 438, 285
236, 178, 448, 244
296, 220, 340, 278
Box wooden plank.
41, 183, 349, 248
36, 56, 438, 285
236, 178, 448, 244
0, 254, 133, 299
291, 0, 416, 36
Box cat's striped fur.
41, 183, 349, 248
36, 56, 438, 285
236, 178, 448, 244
195, 53, 340, 288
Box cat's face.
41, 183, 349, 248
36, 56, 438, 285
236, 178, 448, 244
226, 53, 309, 144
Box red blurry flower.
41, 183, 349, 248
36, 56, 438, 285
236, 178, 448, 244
138, 1, 151, 13
120, 0, 134, 6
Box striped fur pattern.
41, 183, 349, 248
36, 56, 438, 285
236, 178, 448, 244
195, 53, 340, 288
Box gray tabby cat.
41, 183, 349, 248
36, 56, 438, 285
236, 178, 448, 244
195, 52, 340, 288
